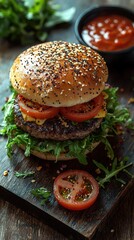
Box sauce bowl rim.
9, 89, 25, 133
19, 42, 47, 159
74, 5, 134, 55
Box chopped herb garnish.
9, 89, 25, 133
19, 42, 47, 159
14, 171, 35, 178
31, 187, 51, 205
0, 0, 75, 45
93, 157, 133, 188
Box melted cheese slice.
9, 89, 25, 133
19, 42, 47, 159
21, 112, 46, 125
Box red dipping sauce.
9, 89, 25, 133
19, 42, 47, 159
82, 14, 134, 51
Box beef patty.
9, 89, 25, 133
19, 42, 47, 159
14, 99, 103, 141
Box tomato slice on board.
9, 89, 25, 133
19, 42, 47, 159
18, 95, 59, 119
53, 170, 99, 211
60, 93, 104, 122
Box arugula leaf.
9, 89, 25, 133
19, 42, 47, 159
31, 187, 51, 205
93, 157, 133, 188
0, 0, 75, 44
1, 91, 17, 127
14, 170, 35, 178
101, 137, 114, 160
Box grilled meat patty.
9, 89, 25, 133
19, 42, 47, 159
14, 99, 103, 141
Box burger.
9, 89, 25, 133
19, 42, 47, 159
1, 41, 131, 164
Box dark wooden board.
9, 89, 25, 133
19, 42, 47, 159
0, 0, 134, 239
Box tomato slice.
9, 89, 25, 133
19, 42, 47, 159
18, 95, 59, 119
53, 170, 99, 211
60, 93, 104, 122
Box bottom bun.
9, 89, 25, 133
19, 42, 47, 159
20, 142, 100, 161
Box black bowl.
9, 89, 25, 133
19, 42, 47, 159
75, 6, 134, 64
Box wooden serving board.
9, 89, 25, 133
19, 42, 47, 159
0, 47, 134, 240
0, 1, 134, 237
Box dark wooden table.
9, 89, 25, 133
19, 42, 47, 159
0, 0, 134, 240
0, 190, 133, 240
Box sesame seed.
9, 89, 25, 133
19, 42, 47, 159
3, 170, 8, 176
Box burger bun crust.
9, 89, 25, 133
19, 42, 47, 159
10, 41, 108, 107
20, 142, 100, 161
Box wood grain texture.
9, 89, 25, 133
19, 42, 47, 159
0, 188, 134, 240
0, 0, 134, 239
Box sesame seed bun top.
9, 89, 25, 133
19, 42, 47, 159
10, 41, 108, 107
